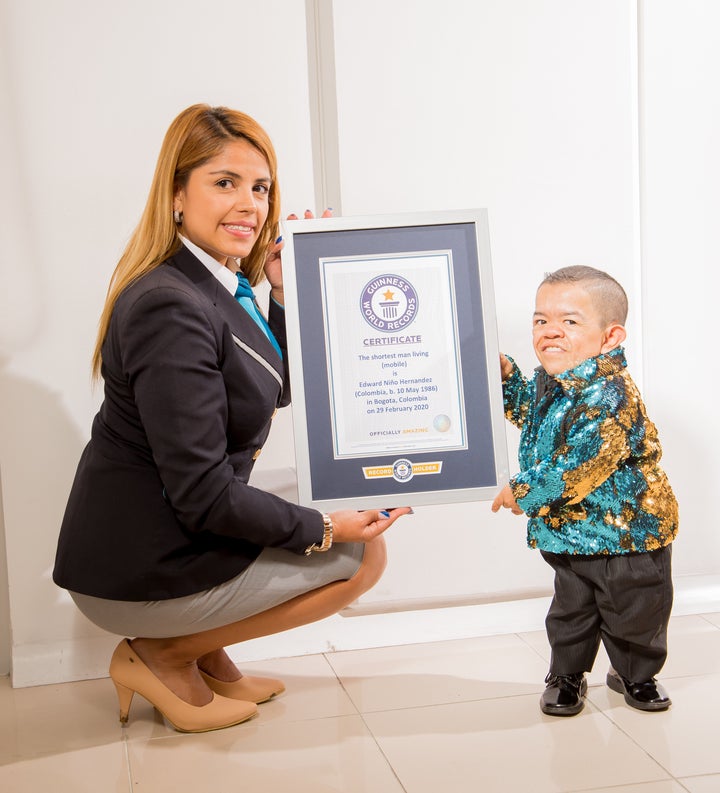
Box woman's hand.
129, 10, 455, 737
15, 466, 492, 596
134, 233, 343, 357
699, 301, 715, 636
264, 209, 334, 304
286, 209, 333, 221
264, 236, 284, 304
491, 485, 524, 515
329, 507, 412, 544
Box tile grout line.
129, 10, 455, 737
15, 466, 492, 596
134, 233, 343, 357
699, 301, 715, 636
582, 686, 686, 790
323, 651, 409, 792
357, 708, 410, 793
322, 650, 362, 717
121, 730, 133, 792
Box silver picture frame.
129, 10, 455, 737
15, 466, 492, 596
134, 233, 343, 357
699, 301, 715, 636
281, 208, 508, 511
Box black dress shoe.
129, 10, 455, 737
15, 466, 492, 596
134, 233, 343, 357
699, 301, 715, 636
540, 672, 587, 716
606, 668, 671, 711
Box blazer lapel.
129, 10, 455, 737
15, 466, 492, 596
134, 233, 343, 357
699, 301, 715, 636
170, 246, 284, 383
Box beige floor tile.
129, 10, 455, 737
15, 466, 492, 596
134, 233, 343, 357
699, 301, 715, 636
222, 653, 360, 723
363, 694, 670, 793
5, 613, 720, 789
116, 652, 359, 741
577, 783, 687, 792
0, 743, 129, 793
679, 774, 720, 792
661, 615, 720, 677
699, 612, 720, 629
126, 714, 404, 792
325, 633, 549, 713
587, 673, 720, 778
516, 628, 551, 658
0, 675, 123, 763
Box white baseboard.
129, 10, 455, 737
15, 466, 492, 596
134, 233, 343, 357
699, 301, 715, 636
10, 573, 720, 688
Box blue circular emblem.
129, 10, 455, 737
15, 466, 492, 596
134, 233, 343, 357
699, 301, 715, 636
392, 458, 414, 483
360, 274, 418, 332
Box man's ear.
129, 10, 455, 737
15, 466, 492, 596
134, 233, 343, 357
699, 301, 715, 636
601, 323, 627, 353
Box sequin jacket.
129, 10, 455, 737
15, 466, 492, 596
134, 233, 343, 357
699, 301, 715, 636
502, 347, 678, 555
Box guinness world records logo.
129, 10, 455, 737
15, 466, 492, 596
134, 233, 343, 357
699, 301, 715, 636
392, 458, 414, 482
360, 274, 418, 332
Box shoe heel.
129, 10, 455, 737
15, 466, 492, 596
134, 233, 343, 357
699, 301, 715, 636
108, 639, 257, 732
113, 680, 135, 725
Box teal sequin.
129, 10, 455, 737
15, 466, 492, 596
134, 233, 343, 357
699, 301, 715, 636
503, 347, 678, 555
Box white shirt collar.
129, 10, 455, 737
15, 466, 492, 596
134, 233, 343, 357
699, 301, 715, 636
180, 235, 238, 296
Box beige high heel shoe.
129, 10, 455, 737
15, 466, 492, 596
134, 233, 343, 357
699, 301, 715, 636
199, 669, 285, 704
109, 639, 257, 733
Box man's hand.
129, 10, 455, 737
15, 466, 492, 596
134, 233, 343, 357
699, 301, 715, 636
491, 484, 524, 515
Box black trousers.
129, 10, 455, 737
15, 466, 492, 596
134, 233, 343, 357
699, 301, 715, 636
541, 544, 673, 682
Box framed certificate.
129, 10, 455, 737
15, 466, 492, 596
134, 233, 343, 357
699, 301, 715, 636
281, 209, 508, 510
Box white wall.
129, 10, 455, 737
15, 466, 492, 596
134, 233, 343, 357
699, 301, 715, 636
1, 0, 718, 686
0, 0, 317, 684
639, 0, 720, 572
330, 0, 642, 609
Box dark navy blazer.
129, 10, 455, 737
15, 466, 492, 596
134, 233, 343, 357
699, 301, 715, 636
53, 245, 323, 600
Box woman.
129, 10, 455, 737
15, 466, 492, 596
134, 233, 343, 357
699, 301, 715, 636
53, 104, 409, 733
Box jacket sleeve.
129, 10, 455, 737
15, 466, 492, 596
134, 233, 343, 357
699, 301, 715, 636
268, 295, 291, 407
501, 356, 534, 429
510, 376, 632, 517
114, 283, 323, 552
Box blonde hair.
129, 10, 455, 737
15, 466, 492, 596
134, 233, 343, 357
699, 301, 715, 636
91, 104, 280, 379
540, 265, 628, 327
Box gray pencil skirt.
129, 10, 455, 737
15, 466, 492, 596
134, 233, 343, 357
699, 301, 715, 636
70, 542, 365, 639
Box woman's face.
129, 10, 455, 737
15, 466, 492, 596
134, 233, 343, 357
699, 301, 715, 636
174, 138, 271, 266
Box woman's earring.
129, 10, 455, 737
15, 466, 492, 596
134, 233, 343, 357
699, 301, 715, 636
173, 209, 183, 224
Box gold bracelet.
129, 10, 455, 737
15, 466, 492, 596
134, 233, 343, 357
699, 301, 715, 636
304, 514, 334, 555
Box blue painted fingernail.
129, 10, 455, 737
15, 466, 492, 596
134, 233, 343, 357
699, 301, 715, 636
275, 235, 283, 243
380, 510, 390, 518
